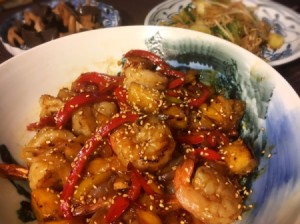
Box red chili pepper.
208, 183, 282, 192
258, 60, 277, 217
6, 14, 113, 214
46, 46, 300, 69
188, 85, 210, 107
164, 69, 185, 78
127, 164, 155, 196
206, 133, 217, 148
218, 131, 229, 146
133, 169, 155, 195
168, 77, 185, 89
114, 86, 128, 109
74, 72, 122, 93
56, 92, 112, 128
124, 50, 184, 78
127, 165, 157, 202
60, 112, 139, 218
105, 196, 130, 224
105, 166, 155, 223
207, 130, 229, 148
127, 171, 142, 201
176, 134, 205, 145
166, 89, 180, 97
193, 148, 222, 161
27, 116, 56, 131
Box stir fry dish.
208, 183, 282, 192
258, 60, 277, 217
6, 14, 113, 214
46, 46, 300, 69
161, 0, 284, 57
1, 50, 258, 224
6, 0, 102, 48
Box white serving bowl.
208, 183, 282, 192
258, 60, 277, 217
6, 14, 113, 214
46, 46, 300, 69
0, 26, 300, 223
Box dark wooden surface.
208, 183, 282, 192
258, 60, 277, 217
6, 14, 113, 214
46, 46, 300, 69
0, 0, 299, 96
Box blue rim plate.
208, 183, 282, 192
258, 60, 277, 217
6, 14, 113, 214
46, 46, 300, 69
0, 0, 121, 56
144, 0, 300, 67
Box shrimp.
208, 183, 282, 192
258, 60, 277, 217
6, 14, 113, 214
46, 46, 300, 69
200, 95, 246, 131
110, 115, 175, 171
28, 153, 71, 190
123, 65, 168, 114
39, 94, 64, 118
127, 82, 163, 114
174, 159, 242, 224
123, 66, 168, 91
22, 128, 75, 163
72, 105, 97, 136
72, 101, 118, 136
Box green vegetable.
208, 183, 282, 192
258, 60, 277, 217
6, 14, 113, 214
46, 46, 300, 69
227, 20, 244, 39
211, 26, 228, 40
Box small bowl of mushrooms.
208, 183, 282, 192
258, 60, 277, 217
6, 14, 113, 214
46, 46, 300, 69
0, 0, 121, 56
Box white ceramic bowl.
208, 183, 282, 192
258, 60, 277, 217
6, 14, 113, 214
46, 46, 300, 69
0, 26, 300, 223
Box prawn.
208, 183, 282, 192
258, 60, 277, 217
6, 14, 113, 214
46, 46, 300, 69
174, 159, 242, 224
123, 66, 168, 91
22, 128, 75, 163
123, 63, 168, 114
110, 115, 175, 171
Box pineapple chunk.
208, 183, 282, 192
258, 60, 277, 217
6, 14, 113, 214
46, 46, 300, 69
222, 139, 257, 175
201, 95, 245, 131
136, 209, 162, 224
31, 188, 61, 222
268, 32, 284, 50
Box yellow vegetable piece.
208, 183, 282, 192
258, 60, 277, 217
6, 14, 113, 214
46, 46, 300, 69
163, 106, 188, 129
74, 172, 112, 201
136, 209, 162, 224
87, 157, 126, 175
31, 188, 61, 222
44, 217, 85, 224
222, 139, 257, 175
87, 157, 111, 175
268, 32, 284, 50
148, 180, 164, 195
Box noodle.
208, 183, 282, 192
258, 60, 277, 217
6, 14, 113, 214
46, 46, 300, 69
161, 0, 284, 58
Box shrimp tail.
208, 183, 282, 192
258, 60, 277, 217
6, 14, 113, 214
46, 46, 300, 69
174, 159, 194, 189
0, 163, 28, 180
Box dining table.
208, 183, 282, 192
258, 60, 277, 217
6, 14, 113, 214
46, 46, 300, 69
0, 0, 299, 96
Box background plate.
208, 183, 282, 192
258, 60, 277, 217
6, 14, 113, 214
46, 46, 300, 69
144, 0, 300, 66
